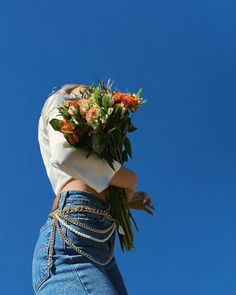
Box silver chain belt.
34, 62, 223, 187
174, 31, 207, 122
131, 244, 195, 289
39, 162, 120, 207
47, 206, 124, 269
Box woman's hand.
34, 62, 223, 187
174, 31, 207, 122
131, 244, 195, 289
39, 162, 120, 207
128, 191, 156, 216
108, 167, 155, 215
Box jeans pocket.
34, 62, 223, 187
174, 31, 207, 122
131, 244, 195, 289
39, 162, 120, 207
32, 223, 51, 293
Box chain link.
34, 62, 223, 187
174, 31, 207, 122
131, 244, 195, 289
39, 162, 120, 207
57, 212, 116, 233
49, 206, 115, 221
56, 213, 116, 242
47, 205, 117, 269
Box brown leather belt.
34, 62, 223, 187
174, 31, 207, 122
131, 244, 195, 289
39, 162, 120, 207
51, 193, 61, 212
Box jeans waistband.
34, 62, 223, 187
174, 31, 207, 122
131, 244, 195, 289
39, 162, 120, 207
57, 190, 111, 211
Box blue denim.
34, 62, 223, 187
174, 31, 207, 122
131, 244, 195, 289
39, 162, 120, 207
32, 190, 128, 294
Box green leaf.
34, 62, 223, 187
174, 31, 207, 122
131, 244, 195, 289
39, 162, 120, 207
136, 88, 142, 98
91, 134, 106, 154
59, 107, 70, 119
104, 157, 116, 171
107, 127, 117, 135
49, 119, 61, 131
122, 150, 128, 162
140, 99, 148, 104
121, 121, 129, 134
102, 95, 110, 109
93, 88, 100, 102
128, 121, 137, 132
124, 136, 132, 158
129, 211, 139, 231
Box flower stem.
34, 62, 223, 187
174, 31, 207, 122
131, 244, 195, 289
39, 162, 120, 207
108, 134, 137, 251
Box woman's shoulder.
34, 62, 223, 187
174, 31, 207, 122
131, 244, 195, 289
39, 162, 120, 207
41, 89, 67, 117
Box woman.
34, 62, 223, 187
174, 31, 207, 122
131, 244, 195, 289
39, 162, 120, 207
32, 84, 155, 294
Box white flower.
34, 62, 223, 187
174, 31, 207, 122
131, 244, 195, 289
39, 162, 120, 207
108, 107, 113, 115
100, 114, 109, 124
72, 117, 79, 124
108, 97, 114, 107
88, 96, 97, 106
68, 106, 78, 115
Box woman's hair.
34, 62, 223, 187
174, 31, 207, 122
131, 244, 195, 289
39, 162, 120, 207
59, 84, 87, 94
47, 83, 88, 99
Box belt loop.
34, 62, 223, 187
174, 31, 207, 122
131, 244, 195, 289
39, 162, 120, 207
51, 191, 68, 213
57, 191, 68, 210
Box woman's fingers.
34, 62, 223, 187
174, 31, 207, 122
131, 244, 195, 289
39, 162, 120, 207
142, 197, 156, 216
128, 190, 156, 216
143, 197, 156, 210
143, 206, 155, 215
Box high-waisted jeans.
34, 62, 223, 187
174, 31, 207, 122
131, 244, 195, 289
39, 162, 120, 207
32, 190, 128, 294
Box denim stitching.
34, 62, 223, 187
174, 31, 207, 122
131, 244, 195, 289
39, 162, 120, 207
63, 203, 90, 295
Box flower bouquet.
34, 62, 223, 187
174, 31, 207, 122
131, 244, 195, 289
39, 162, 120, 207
49, 79, 147, 251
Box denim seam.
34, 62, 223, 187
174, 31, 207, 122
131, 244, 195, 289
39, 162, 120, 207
63, 203, 90, 295
34, 271, 50, 293
34, 233, 51, 293
39, 221, 52, 234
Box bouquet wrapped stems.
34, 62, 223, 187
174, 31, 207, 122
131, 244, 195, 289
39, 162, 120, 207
107, 137, 139, 251
107, 186, 135, 251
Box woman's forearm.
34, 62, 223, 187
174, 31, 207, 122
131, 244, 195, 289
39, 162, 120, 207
108, 166, 138, 190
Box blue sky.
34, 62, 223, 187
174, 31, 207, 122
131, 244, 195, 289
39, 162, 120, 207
0, 0, 235, 294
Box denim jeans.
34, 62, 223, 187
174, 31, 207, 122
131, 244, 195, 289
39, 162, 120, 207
32, 190, 128, 294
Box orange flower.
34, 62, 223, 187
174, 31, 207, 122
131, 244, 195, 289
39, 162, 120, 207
77, 99, 88, 116
59, 119, 79, 144
59, 119, 75, 133
112, 91, 140, 109
65, 100, 78, 108
67, 132, 79, 145
85, 108, 97, 122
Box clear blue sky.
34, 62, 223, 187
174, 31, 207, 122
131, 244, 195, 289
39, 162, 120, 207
0, 0, 235, 294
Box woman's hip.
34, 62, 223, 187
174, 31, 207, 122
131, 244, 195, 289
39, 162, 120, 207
32, 190, 124, 294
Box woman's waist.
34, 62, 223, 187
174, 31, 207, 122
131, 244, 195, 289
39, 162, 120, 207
59, 178, 109, 202
46, 189, 113, 231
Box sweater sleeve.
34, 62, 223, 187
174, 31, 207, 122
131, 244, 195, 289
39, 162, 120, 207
46, 107, 122, 193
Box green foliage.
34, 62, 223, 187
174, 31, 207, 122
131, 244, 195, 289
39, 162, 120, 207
122, 149, 129, 161
93, 87, 100, 103
76, 110, 86, 126
123, 122, 129, 134
136, 88, 142, 98
140, 99, 148, 104
59, 106, 70, 119
128, 121, 137, 132
124, 136, 132, 158
49, 119, 61, 131
91, 134, 106, 154
102, 94, 110, 110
